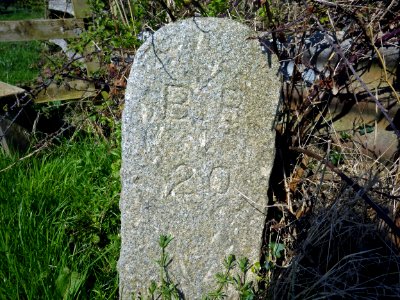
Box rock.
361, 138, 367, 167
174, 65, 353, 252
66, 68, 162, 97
119, 17, 280, 299
48, 0, 74, 16
0, 81, 25, 98
0, 118, 31, 154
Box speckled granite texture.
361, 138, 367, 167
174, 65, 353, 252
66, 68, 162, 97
119, 17, 280, 299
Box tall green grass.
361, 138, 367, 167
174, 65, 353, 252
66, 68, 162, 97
0, 7, 45, 20
0, 5, 45, 85
0, 41, 43, 85
0, 137, 121, 299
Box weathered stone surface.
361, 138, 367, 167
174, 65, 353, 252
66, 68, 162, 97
119, 17, 280, 299
0, 81, 25, 98
48, 0, 74, 16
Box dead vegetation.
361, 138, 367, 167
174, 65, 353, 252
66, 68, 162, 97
262, 0, 400, 298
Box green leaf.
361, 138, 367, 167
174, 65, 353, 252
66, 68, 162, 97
205, 290, 226, 300
329, 150, 344, 166
223, 254, 236, 269
250, 261, 261, 274
101, 91, 109, 100
358, 124, 375, 135
340, 131, 351, 141
149, 280, 157, 295
206, 0, 229, 17
215, 272, 229, 284
55, 267, 83, 299
238, 257, 250, 273
269, 242, 285, 259
158, 234, 174, 249
264, 261, 273, 271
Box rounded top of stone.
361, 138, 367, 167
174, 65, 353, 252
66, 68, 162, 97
138, 17, 257, 50
130, 17, 277, 88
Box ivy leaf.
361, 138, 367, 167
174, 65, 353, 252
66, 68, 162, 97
358, 124, 375, 135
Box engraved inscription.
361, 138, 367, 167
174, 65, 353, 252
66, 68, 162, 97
143, 125, 163, 153
165, 165, 231, 197
165, 164, 194, 196
165, 86, 191, 119
210, 167, 230, 194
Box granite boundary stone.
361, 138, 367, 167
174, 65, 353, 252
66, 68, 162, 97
119, 17, 280, 299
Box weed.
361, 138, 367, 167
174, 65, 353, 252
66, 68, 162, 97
206, 0, 230, 17
204, 254, 256, 300
131, 235, 180, 300
131, 235, 282, 300
329, 149, 344, 166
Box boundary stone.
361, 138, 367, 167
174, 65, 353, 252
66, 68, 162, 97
119, 17, 280, 299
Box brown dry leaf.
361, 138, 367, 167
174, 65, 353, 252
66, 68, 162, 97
114, 77, 126, 88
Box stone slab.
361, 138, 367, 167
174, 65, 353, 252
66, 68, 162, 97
34, 79, 96, 103
48, 0, 74, 16
119, 17, 280, 299
0, 81, 25, 98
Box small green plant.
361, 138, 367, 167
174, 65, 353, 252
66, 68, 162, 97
329, 149, 344, 166
251, 241, 285, 289
134, 236, 268, 300
340, 131, 351, 142
134, 235, 180, 300
204, 255, 256, 300
71, 0, 141, 56
155, 235, 180, 299
357, 124, 375, 135
206, 0, 229, 17
265, 242, 285, 270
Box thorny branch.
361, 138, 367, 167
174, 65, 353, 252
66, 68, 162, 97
313, 20, 400, 138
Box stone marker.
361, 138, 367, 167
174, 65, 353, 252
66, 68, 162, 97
119, 17, 280, 298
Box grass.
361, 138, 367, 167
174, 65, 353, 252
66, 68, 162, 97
0, 5, 45, 85
0, 136, 121, 299
0, 6, 45, 20
0, 41, 43, 85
